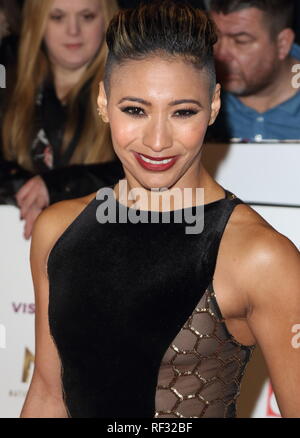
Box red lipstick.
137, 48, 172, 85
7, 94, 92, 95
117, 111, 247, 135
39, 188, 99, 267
133, 152, 178, 171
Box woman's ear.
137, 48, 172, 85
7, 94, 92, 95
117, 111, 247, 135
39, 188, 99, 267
208, 83, 221, 126
97, 81, 109, 123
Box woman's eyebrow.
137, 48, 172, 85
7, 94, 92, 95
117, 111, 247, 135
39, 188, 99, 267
118, 97, 203, 107
50, 8, 95, 13
170, 99, 203, 108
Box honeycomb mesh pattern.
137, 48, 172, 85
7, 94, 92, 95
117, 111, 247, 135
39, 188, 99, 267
155, 283, 256, 418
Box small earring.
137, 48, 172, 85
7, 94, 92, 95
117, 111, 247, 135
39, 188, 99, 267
97, 107, 102, 116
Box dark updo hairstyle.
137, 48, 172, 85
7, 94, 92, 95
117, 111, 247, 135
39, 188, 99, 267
104, 0, 218, 97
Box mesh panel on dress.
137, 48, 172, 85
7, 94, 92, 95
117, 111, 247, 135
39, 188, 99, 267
155, 284, 256, 418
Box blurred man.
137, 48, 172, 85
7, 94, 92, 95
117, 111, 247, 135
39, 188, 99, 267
206, 0, 300, 141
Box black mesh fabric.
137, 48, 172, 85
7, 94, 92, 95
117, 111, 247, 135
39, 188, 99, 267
155, 283, 255, 418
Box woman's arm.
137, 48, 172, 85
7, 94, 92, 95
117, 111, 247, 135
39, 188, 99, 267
0, 159, 34, 205
241, 229, 300, 417
14, 159, 124, 239
20, 202, 81, 417
39, 160, 124, 204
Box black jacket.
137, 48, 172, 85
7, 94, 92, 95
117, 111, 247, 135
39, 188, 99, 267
0, 158, 125, 206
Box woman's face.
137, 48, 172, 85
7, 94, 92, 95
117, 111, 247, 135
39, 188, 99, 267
44, 0, 104, 71
98, 56, 221, 191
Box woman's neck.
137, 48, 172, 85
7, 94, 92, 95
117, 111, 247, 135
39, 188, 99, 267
51, 64, 87, 103
114, 163, 224, 212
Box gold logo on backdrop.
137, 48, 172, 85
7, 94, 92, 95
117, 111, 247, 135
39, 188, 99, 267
22, 348, 34, 383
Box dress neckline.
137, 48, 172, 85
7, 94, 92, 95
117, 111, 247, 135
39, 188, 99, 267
109, 186, 236, 215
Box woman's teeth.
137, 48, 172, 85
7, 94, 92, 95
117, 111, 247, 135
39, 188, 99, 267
139, 154, 173, 165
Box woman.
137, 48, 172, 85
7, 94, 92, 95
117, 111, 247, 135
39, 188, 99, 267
0, 0, 123, 239
21, 0, 300, 418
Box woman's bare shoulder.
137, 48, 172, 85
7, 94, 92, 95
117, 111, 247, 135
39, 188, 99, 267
226, 201, 294, 252
226, 201, 299, 290
30, 192, 98, 272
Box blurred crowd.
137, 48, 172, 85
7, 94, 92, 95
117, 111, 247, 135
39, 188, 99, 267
0, 0, 299, 239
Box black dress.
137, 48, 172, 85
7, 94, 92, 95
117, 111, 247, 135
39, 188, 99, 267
47, 184, 256, 418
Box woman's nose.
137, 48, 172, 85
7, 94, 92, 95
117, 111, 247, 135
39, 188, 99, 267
143, 116, 173, 152
66, 16, 81, 36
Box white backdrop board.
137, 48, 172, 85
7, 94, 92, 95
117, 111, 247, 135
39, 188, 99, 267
202, 142, 300, 418
0, 205, 34, 418
202, 142, 300, 206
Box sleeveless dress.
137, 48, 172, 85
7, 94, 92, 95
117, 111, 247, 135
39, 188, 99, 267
47, 184, 256, 418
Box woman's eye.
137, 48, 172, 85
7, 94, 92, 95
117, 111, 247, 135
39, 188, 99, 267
120, 107, 198, 118
82, 13, 96, 21
50, 15, 64, 21
50, 13, 96, 22
121, 107, 146, 117
174, 109, 198, 118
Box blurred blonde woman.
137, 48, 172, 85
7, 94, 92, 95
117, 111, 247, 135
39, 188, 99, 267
1, 0, 124, 239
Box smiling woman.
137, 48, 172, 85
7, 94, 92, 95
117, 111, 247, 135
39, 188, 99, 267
97, 55, 220, 199
21, 0, 300, 419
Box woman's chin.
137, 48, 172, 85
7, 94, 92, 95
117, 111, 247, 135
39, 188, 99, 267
133, 174, 174, 191
120, 160, 181, 192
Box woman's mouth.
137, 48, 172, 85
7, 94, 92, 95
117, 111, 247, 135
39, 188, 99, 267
134, 152, 178, 171
65, 43, 83, 50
